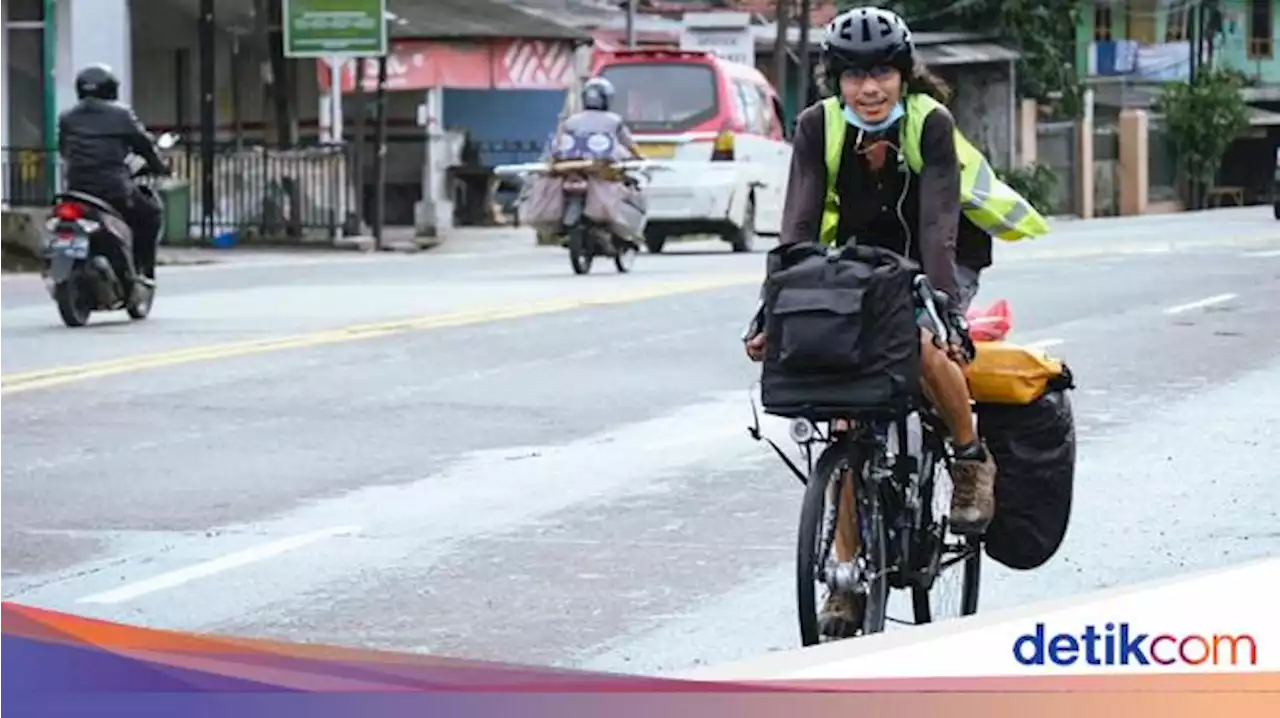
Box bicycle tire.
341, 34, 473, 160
911, 450, 982, 623
796, 437, 889, 646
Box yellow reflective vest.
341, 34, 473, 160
818, 93, 1050, 246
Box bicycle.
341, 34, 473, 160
747, 273, 983, 646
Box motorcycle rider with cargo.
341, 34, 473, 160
57, 64, 170, 292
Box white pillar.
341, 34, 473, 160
55, 0, 131, 114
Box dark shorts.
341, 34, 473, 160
916, 265, 981, 331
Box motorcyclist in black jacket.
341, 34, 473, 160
57, 64, 169, 286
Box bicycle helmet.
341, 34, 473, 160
821, 6, 916, 83
581, 77, 615, 111
75, 64, 120, 101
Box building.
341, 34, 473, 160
1077, 1, 1280, 205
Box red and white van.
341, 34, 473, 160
590, 48, 792, 253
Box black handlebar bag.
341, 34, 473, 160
760, 243, 922, 419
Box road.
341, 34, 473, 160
3, 208, 1279, 675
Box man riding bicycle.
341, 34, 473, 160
744, 6, 1006, 635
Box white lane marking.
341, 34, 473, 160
1026, 338, 1065, 349
1242, 249, 1280, 258
77, 525, 360, 604
1163, 293, 1238, 315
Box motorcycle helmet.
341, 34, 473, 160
581, 77, 615, 111
75, 64, 120, 101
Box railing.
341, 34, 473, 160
2, 147, 55, 208
155, 143, 353, 243
4, 144, 354, 243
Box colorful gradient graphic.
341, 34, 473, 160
4, 602, 1277, 717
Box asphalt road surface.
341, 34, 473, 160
3, 208, 1279, 675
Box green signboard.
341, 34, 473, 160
283, 0, 388, 58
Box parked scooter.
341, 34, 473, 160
41, 132, 177, 327
497, 131, 662, 276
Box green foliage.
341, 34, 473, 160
1155, 67, 1251, 200
997, 162, 1060, 215
834, 0, 1084, 118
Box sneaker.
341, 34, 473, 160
819, 591, 865, 638
948, 444, 996, 535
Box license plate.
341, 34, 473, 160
50, 232, 89, 258
639, 143, 677, 159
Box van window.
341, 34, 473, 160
733, 79, 768, 135
600, 62, 719, 132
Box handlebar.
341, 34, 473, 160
913, 274, 976, 362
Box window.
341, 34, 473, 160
1093, 3, 1113, 41
1165, 1, 1190, 42
598, 62, 719, 133
5, 0, 44, 23
1247, 0, 1274, 59
734, 79, 767, 135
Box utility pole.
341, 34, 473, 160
625, 0, 636, 49
773, 0, 790, 124
372, 52, 388, 249
797, 0, 811, 108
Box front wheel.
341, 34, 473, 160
126, 281, 154, 320
54, 275, 92, 327
614, 240, 637, 273
566, 227, 593, 275
797, 438, 889, 647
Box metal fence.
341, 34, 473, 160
1035, 122, 1079, 216
1093, 124, 1121, 217
1146, 117, 1180, 203
3, 144, 353, 244
2, 147, 55, 208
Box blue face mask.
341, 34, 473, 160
842, 101, 905, 133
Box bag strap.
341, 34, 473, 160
837, 244, 919, 272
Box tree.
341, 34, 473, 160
836, 0, 1084, 118
1156, 67, 1251, 209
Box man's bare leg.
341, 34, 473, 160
919, 329, 996, 534
821, 421, 864, 636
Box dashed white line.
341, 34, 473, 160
1026, 338, 1065, 350
1163, 293, 1238, 315
1242, 249, 1280, 258
77, 525, 361, 605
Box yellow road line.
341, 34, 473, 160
1, 275, 760, 396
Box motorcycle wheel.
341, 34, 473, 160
54, 276, 92, 328
127, 281, 154, 320
614, 240, 638, 273
567, 227, 593, 275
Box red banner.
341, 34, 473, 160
316, 39, 578, 94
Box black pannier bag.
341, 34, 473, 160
759, 243, 922, 419
976, 372, 1077, 570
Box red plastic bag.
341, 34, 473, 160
966, 299, 1013, 342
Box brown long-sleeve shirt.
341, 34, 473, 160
779, 98, 992, 299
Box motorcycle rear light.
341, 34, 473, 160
53, 202, 85, 221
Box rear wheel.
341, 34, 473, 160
797, 437, 889, 646
54, 274, 92, 327
911, 451, 982, 623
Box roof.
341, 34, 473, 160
387, 0, 591, 42
918, 41, 1020, 66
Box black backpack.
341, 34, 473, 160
759, 243, 922, 419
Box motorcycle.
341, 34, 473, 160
497, 132, 662, 276
41, 132, 178, 327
